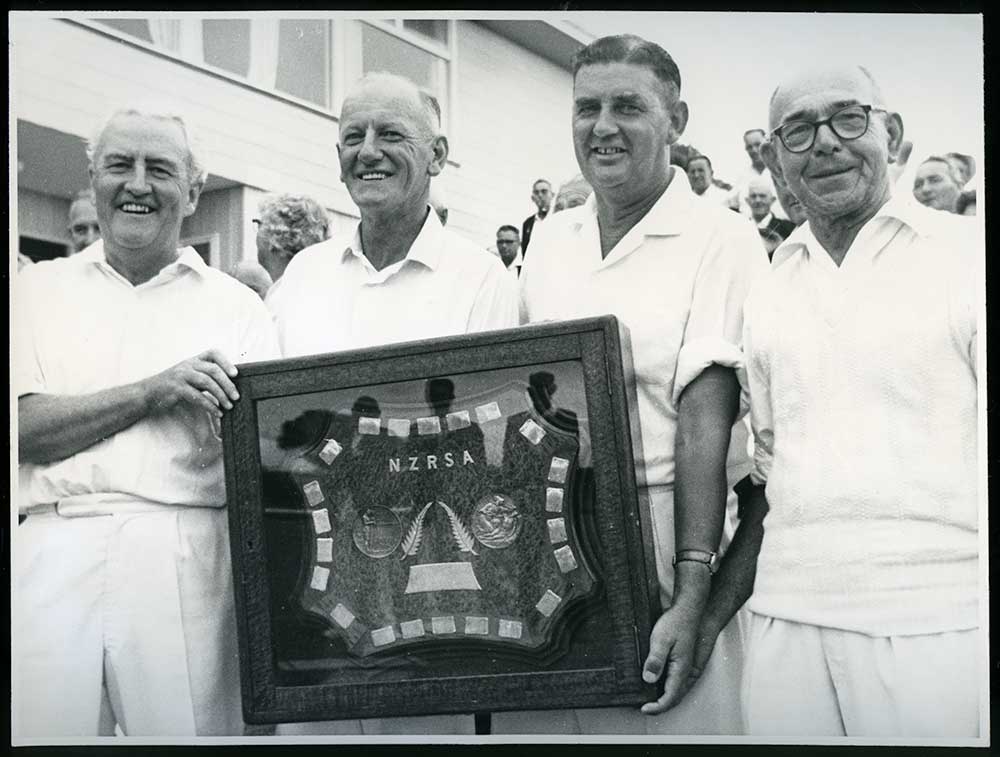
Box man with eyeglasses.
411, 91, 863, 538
730, 66, 981, 737
495, 224, 522, 278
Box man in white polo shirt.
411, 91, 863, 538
14, 107, 279, 737
269, 72, 516, 360
737, 65, 981, 738
493, 34, 766, 736
268, 72, 517, 735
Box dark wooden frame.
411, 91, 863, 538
223, 315, 659, 723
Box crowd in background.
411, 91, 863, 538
21, 115, 976, 292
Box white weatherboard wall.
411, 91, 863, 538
445, 21, 580, 248
13, 16, 581, 258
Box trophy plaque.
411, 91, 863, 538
223, 316, 658, 723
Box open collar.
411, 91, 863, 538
341, 206, 443, 273
79, 241, 207, 285
770, 192, 936, 268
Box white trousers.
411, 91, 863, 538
13, 508, 244, 738
741, 612, 981, 738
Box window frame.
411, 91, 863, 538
74, 17, 337, 117
74, 16, 460, 163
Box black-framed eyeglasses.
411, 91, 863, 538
770, 104, 887, 153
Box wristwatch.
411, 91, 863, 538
672, 549, 718, 575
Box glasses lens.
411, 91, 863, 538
831, 106, 869, 139
781, 122, 815, 152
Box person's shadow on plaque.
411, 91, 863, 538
528, 371, 579, 437
260, 408, 338, 671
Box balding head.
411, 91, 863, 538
341, 72, 442, 140
336, 72, 449, 221
746, 176, 775, 221
768, 65, 888, 131
761, 65, 904, 232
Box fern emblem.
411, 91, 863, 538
437, 501, 478, 555
399, 501, 433, 560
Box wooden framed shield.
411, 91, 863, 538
222, 316, 658, 723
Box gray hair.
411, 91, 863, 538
71, 187, 96, 206
257, 193, 331, 256
87, 107, 207, 186
344, 72, 442, 138
746, 175, 775, 199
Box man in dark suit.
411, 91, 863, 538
520, 178, 552, 256
747, 176, 796, 259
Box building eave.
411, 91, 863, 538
473, 18, 592, 71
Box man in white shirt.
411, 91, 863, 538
14, 108, 279, 737
269, 72, 517, 736
734, 65, 981, 738
269, 72, 517, 361
493, 34, 766, 736
686, 155, 729, 205
495, 224, 523, 278
728, 129, 789, 221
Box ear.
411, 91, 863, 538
884, 112, 905, 164
667, 99, 689, 145
427, 135, 449, 177
184, 176, 205, 218
336, 143, 346, 184
761, 138, 784, 183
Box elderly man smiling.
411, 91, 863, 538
14, 108, 278, 736
736, 66, 982, 738
269, 72, 517, 736
268, 72, 516, 360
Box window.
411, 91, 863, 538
97, 18, 152, 43
201, 19, 251, 78
91, 17, 451, 119
274, 20, 330, 107
361, 24, 445, 97
350, 20, 452, 130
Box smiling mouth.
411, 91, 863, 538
593, 147, 626, 156
359, 172, 390, 181
811, 167, 854, 179
120, 203, 153, 214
